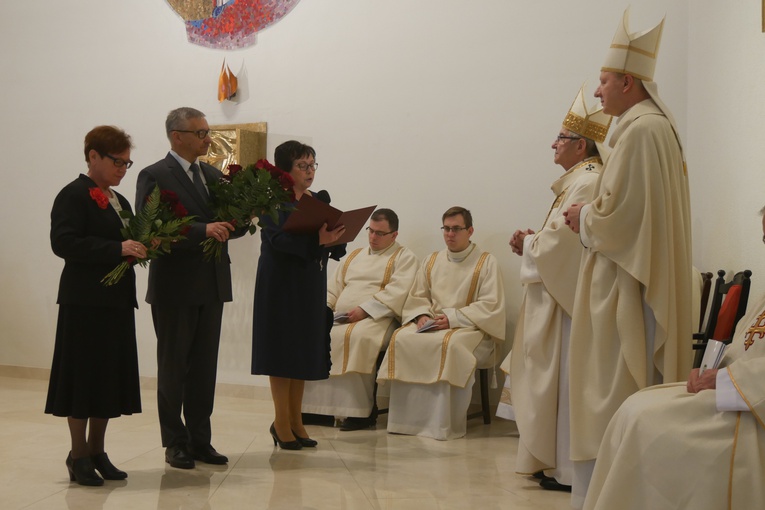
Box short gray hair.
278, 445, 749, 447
165, 107, 206, 140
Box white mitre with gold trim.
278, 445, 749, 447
602, 7, 664, 82
563, 86, 612, 143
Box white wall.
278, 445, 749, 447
687, 1, 765, 296
0, 0, 692, 387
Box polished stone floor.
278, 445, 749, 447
1, 375, 571, 510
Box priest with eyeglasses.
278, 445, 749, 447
301, 208, 419, 431
377, 206, 506, 440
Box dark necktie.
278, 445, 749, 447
189, 163, 208, 199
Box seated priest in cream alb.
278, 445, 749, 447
377, 206, 506, 440
301, 209, 418, 430
583, 210, 765, 510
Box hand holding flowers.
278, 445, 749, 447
101, 186, 196, 286
201, 159, 295, 261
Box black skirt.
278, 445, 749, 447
45, 304, 141, 419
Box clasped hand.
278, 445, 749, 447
416, 314, 449, 331
509, 229, 534, 255
563, 203, 583, 233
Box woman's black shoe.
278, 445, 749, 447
66, 452, 104, 486
292, 431, 318, 447
91, 452, 127, 480
270, 423, 302, 450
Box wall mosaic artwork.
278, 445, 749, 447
166, 0, 301, 50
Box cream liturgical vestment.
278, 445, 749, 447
302, 242, 418, 417
584, 294, 765, 510
378, 243, 506, 440
501, 157, 602, 479
569, 99, 693, 462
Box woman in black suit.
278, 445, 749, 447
46, 126, 145, 485
252, 141, 346, 449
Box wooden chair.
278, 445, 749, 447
697, 271, 714, 334
467, 367, 492, 424
692, 269, 752, 368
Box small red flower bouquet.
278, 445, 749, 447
201, 159, 295, 261
101, 186, 196, 286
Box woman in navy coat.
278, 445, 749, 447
252, 141, 346, 449
46, 126, 145, 485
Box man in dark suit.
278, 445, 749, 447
135, 107, 238, 469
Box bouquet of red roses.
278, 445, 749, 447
101, 186, 196, 286
201, 159, 295, 261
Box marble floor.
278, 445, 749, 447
1, 375, 571, 510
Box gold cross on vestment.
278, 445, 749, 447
744, 310, 765, 351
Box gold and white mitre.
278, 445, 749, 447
601, 7, 664, 82
563, 85, 612, 143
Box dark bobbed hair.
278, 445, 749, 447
274, 140, 316, 172
84, 126, 133, 162
442, 206, 473, 228
371, 208, 399, 232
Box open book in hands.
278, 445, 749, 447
282, 194, 376, 247
416, 319, 438, 333
699, 339, 728, 376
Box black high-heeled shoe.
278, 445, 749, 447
292, 431, 318, 447
66, 452, 104, 486
91, 452, 127, 480
269, 423, 302, 450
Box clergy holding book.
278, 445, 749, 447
583, 209, 765, 510
377, 206, 506, 440
251, 140, 346, 450
301, 208, 419, 431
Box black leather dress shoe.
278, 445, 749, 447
165, 445, 195, 469
339, 416, 376, 431
539, 478, 572, 492
189, 445, 228, 465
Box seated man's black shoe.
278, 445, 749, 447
539, 477, 572, 492
301, 412, 335, 426
189, 444, 228, 465
165, 445, 195, 469
339, 416, 376, 431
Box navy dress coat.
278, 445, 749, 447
251, 191, 346, 380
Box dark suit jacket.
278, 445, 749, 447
135, 153, 235, 306
51, 174, 137, 308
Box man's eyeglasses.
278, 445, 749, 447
173, 129, 210, 139
103, 153, 133, 169
366, 227, 394, 237
441, 226, 468, 233
555, 135, 581, 143
295, 162, 318, 172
